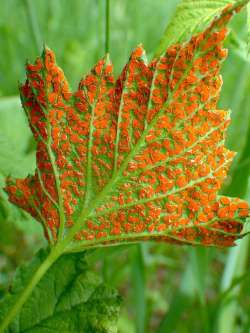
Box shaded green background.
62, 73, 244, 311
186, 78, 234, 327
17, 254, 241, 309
0, 1, 249, 332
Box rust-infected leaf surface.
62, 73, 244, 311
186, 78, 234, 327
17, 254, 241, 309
5, 5, 249, 248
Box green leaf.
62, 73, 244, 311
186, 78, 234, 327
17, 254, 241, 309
154, 0, 249, 57
0, 250, 121, 333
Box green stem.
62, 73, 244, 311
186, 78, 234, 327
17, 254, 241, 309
105, 0, 110, 54
23, 0, 42, 53
0, 245, 63, 332
131, 244, 146, 333
216, 234, 250, 333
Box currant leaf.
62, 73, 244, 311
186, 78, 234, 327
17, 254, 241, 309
0, 250, 121, 333
5, 4, 249, 249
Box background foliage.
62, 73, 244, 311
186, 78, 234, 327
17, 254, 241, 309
0, 1, 249, 332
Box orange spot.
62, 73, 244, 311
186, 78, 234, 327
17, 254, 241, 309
239, 209, 249, 217
218, 207, 229, 219
176, 176, 188, 188
198, 213, 208, 223
237, 201, 249, 210
133, 46, 143, 58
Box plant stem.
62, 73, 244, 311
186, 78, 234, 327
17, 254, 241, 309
105, 0, 110, 54
0, 245, 63, 332
216, 234, 250, 333
23, 0, 42, 53
131, 244, 146, 333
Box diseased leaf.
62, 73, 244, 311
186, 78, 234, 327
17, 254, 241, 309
0, 250, 121, 333
5, 4, 249, 249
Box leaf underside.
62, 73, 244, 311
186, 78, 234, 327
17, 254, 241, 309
5, 4, 249, 249
0, 250, 121, 333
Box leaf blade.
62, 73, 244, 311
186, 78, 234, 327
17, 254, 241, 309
5, 4, 249, 249
0, 250, 121, 333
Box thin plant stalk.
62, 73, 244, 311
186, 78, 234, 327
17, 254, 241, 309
105, 0, 110, 54
23, 0, 42, 53
216, 234, 250, 333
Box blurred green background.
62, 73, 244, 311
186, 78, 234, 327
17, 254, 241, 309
0, 1, 250, 332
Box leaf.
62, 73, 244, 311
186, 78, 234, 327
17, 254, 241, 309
5, 3, 249, 249
0, 250, 121, 333
154, 0, 248, 57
